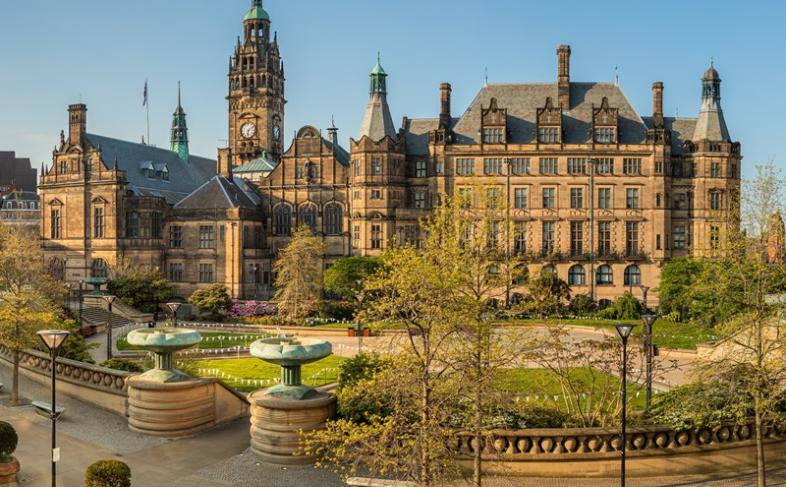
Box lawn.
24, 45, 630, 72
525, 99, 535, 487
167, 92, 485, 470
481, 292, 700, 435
496, 367, 648, 410
180, 355, 346, 392
500, 317, 717, 350
117, 331, 272, 351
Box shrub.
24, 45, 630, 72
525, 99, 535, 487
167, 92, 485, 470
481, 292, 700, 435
227, 300, 277, 319
85, 460, 131, 487
612, 292, 642, 320
107, 270, 177, 313
316, 300, 356, 321
569, 294, 596, 315
188, 284, 232, 320
100, 358, 144, 373
0, 421, 18, 463
338, 352, 394, 390
323, 256, 382, 300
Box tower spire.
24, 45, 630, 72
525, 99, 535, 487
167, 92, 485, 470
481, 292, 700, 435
692, 62, 730, 142
170, 82, 189, 161
359, 53, 396, 141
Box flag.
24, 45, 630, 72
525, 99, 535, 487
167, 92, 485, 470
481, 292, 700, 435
143, 80, 148, 107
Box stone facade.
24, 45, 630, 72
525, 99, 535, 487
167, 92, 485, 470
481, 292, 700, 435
37, 1, 741, 303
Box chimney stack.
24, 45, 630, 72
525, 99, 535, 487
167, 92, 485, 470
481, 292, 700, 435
68, 104, 87, 146
218, 148, 233, 179
652, 81, 664, 127
439, 82, 452, 129
557, 45, 571, 109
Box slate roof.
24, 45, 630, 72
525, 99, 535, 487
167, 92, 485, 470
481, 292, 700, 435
234, 153, 277, 174
358, 93, 397, 142
403, 82, 648, 152
693, 98, 730, 142
1, 191, 38, 202
324, 138, 351, 166
402, 118, 439, 155
175, 175, 257, 210
86, 134, 216, 205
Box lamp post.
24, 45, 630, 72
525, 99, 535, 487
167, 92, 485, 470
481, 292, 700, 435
167, 302, 182, 328
588, 158, 597, 302
615, 323, 635, 487
639, 285, 650, 311
78, 280, 84, 327
103, 295, 116, 361
641, 314, 658, 412
36, 329, 70, 487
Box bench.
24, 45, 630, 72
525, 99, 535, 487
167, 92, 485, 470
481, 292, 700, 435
346, 478, 416, 487
31, 401, 66, 420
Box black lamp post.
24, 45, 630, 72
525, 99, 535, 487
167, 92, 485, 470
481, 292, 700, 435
615, 322, 635, 487
103, 295, 116, 361
641, 314, 658, 412
78, 280, 84, 327
639, 285, 650, 311
36, 329, 70, 487
167, 302, 182, 328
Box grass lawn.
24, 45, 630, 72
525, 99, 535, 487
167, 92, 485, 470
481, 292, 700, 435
180, 355, 346, 392
496, 367, 648, 410
117, 331, 272, 351
499, 317, 717, 350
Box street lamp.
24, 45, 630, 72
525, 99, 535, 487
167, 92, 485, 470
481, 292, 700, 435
166, 302, 182, 328
103, 295, 116, 361
641, 314, 658, 412
36, 329, 70, 487
615, 323, 635, 487
639, 285, 650, 311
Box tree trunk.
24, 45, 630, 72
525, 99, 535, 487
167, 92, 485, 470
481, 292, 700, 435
10, 349, 20, 406
421, 379, 432, 487
754, 403, 766, 487
473, 330, 483, 487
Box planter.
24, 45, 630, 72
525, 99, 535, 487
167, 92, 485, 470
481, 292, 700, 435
347, 327, 356, 337
362, 328, 371, 337
0, 457, 20, 486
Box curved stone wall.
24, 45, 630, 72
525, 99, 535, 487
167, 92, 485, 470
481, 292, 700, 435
455, 422, 786, 477
127, 376, 217, 438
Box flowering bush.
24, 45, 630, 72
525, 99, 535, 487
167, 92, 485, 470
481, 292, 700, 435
227, 300, 278, 319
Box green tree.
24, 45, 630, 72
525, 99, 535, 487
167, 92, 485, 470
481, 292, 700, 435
323, 256, 382, 300
0, 224, 61, 405
612, 292, 642, 320
656, 257, 705, 321
526, 271, 571, 316
273, 225, 325, 321
188, 284, 232, 320
107, 269, 177, 313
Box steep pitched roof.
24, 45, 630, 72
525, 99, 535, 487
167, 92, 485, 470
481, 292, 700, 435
403, 82, 647, 152
174, 175, 257, 210
358, 93, 397, 142
642, 117, 698, 156
86, 134, 215, 205
692, 98, 730, 142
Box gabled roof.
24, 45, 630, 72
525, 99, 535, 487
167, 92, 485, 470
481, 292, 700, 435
234, 153, 277, 174
404, 82, 647, 151
86, 134, 216, 205
174, 175, 257, 210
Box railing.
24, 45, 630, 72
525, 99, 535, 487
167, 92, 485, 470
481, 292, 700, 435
454, 422, 786, 461
0, 344, 131, 396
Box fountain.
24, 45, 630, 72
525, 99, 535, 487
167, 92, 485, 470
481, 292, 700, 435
248, 337, 337, 464
125, 327, 223, 438
82, 276, 108, 297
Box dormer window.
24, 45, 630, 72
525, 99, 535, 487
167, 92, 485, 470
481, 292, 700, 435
592, 97, 619, 145
538, 127, 559, 144
162, 168, 170, 181
482, 128, 504, 144
537, 97, 562, 144
594, 127, 616, 144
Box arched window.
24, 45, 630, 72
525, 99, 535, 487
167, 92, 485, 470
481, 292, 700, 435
324, 203, 343, 235
541, 264, 557, 276
273, 204, 292, 235
513, 265, 529, 285
91, 259, 108, 279
597, 264, 613, 285
568, 264, 586, 286
624, 265, 641, 286
48, 258, 65, 281
300, 204, 318, 233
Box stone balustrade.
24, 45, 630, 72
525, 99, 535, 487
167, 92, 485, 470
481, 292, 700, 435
455, 422, 786, 477
0, 345, 131, 414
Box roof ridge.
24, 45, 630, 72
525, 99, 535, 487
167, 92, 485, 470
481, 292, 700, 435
173, 177, 214, 208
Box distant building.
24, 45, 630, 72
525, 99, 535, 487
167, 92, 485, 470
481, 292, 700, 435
0, 190, 40, 232
0, 151, 36, 195
38, 1, 741, 303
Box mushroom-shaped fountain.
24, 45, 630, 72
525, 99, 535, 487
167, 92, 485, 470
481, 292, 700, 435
248, 337, 337, 464
125, 327, 227, 438
83, 276, 107, 297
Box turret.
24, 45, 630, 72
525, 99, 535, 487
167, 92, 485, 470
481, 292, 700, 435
358, 53, 397, 142
170, 82, 189, 162
693, 62, 730, 142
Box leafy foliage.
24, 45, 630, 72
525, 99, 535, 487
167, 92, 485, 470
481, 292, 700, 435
188, 284, 232, 320
337, 352, 394, 391
100, 358, 144, 373
106, 270, 176, 313
0, 421, 17, 462
569, 294, 596, 315
273, 225, 325, 320
525, 271, 571, 316
323, 256, 382, 300
84, 460, 131, 487
656, 257, 704, 321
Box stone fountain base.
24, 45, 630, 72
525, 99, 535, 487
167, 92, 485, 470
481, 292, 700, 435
0, 457, 20, 487
127, 375, 217, 438
249, 390, 336, 464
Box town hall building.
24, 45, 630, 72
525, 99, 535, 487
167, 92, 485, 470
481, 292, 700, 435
38, 0, 741, 304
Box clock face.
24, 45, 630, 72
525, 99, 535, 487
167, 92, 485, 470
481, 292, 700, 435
241, 123, 257, 139
273, 125, 281, 141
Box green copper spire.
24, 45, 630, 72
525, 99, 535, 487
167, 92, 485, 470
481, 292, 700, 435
244, 0, 270, 22
370, 52, 387, 94
170, 82, 189, 162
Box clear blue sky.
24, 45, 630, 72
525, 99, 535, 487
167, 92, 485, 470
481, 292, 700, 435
1, 0, 783, 178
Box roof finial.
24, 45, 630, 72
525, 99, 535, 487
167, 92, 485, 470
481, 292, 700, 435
614, 66, 619, 86
484, 67, 489, 87
377, 51, 381, 64
177, 81, 182, 108
253, 0, 262, 7
710, 56, 714, 68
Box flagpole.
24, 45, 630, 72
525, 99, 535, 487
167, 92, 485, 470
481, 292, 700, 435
146, 101, 150, 146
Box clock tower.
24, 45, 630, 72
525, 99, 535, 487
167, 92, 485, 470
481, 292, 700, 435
228, 0, 285, 164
